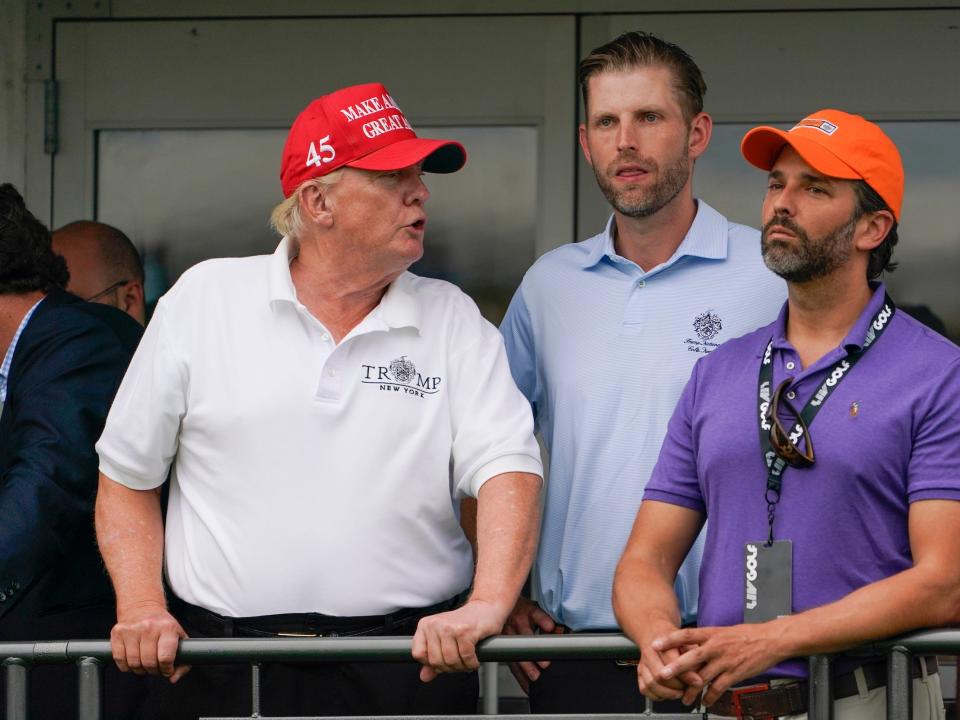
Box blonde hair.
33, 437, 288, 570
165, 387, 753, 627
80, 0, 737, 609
269, 170, 344, 239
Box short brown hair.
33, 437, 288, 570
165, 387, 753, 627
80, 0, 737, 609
578, 31, 706, 121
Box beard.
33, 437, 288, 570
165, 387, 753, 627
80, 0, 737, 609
593, 144, 691, 219
761, 212, 858, 283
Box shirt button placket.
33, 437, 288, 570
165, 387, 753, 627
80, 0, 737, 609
622, 276, 647, 328
315, 327, 342, 402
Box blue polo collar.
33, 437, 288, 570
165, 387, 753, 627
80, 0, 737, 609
580, 199, 730, 272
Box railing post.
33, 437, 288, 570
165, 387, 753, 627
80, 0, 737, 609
77, 656, 102, 720
887, 645, 912, 720
481, 661, 498, 714
251, 662, 262, 718
808, 654, 833, 720
4, 658, 29, 720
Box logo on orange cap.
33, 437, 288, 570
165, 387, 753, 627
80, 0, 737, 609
740, 109, 904, 220
793, 118, 838, 136
280, 82, 466, 198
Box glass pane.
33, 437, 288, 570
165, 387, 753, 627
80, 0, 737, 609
408, 127, 537, 324
96, 126, 537, 324
695, 122, 960, 341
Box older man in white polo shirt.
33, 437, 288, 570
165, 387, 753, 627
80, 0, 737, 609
94, 82, 543, 718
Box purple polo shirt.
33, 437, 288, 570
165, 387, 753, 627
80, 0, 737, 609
645, 283, 960, 679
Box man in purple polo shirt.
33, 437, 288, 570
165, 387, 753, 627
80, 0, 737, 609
612, 110, 960, 719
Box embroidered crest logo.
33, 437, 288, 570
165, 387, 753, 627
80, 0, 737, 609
693, 311, 723, 342
389, 356, 416, 383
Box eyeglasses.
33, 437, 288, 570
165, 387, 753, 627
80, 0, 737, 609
85, 279, 129, 303
767, 378, 815, 468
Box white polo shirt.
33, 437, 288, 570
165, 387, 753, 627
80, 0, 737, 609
97, 237, 542, 617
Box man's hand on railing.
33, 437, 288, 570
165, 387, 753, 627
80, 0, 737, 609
653, 622, 787, 706
111, 600, 191, 683
411, 598, 507, 682
501, 596, 558, 693
636, 620, 705, 706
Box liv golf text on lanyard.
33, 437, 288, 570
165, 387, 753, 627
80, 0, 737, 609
745, 295, 895, 623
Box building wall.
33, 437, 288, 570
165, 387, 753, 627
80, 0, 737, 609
2, 0, 957, 337
0, 0, 27, 192
4, 0, 957, 220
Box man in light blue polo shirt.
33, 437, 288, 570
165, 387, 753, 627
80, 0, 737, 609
499, 31, 786, 712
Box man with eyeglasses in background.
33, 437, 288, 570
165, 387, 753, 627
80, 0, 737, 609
53, 220, 146, 325
0, 185, 145, 718
613, 111, 959, 719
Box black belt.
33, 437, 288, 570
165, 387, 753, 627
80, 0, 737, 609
710, 656, 938, 719
168, 590, 470, 638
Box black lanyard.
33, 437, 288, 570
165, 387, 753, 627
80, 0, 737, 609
757, 295, 895, 544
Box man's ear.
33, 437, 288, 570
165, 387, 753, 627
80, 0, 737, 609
855, 209, 895, 252
578, 123, 593, 168
299, 182, 335, 228
118, 281, 145, 325
687, 112, 712, 162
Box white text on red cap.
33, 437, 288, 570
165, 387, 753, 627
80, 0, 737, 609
339, 92, 413, 141
339, 92, 401, 122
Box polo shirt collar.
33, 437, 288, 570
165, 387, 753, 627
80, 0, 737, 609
267, 236, 299, 306
841, 282, 890, 352
768, 302, 791, 352
266, 237, 420, 332
675, 200, 729, 261
580, 199, 729, 271
376, 273, 420, 331
580, 215, 617, 269
768, 282, 890, 355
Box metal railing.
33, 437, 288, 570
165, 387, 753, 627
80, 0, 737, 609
1, 630, 955, 719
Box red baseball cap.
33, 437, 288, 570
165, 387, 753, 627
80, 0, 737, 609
280, 82, 467, 197
741, 109, 904, 220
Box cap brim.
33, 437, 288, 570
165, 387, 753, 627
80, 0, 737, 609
347, 138, 467, 174
741, 126, 861, 180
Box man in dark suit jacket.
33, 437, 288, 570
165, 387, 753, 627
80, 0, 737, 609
0, 184, 144, 718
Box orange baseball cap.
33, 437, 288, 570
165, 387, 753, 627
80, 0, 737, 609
741, 109, 904, 220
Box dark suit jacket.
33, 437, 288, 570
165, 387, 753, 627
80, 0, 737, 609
0, 289, 142, 638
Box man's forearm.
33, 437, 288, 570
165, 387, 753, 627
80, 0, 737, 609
411, 471, 542, 680
769, 500, 960, 661
94, 473, 167, 612
657, 561, 960, 700
655, 501, 960, 700
613, 553, 683, 644
612, 502, 707, 703
471, 471, 542, 618
612, 501, 704, 645
770, 563, 960, 660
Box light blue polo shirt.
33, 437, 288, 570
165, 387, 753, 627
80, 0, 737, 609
500, 200, 787, 630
